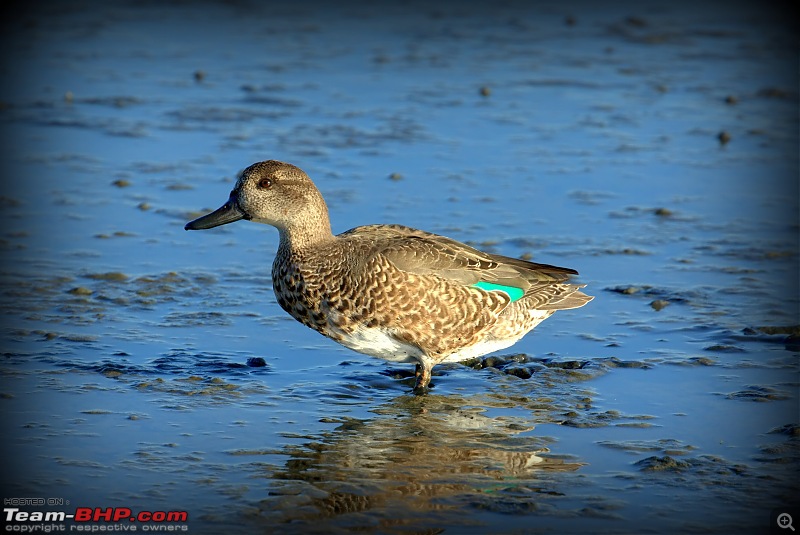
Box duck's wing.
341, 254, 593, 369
343, 224, 584, 306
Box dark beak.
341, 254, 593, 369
185, 193, 249, 230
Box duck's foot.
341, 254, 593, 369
412, 383, 431, 395
413, 363, 433, 395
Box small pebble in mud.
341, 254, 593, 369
479, 86, 491, 97
67, 287, 93, 296
717, 131, 731, 145
753, 325, 800, 336
726, 385, 789, 402
194, 70, 206, 82
683, 356, 716, 366
166, 183, 193, 191
724, 95, 738, 105
246, 357, 267, 367
635, 455, 690, 471
757, 87, 790, 99
86, 272, 129, 282
653, 207, 673, 217
768, 424, 800, 437
625, 16, 647, 27
506, 366, 533, 379
650, 299, 669, 311
610, 285, 640, 295
137, 202, 151, 211
112, 179, 131, 188
704, 344, 744, 352
388, 172, 403, 181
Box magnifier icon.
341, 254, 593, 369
778, 513, 795, 531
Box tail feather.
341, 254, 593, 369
539, 286, 594, 311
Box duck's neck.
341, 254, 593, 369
277, 210, 334, 253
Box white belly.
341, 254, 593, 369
326, 310, 550, 364
334, 324, 425, 363
332, 324, 522, 365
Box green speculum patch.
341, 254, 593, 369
471, 281, 525, 302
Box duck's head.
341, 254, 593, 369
185, 160, 331, 240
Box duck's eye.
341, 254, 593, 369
257, 177, 273, 189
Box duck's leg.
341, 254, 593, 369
413, 362, 433, 394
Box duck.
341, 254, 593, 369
185, 160, 593, 393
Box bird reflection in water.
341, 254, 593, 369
247, 394, 584, 531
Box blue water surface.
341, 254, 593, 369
1, 2, 797, 534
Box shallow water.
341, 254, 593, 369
1, 1, 798, 534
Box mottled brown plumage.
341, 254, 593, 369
186, 160, 593, 392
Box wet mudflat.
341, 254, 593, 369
1, 2, 798, 534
